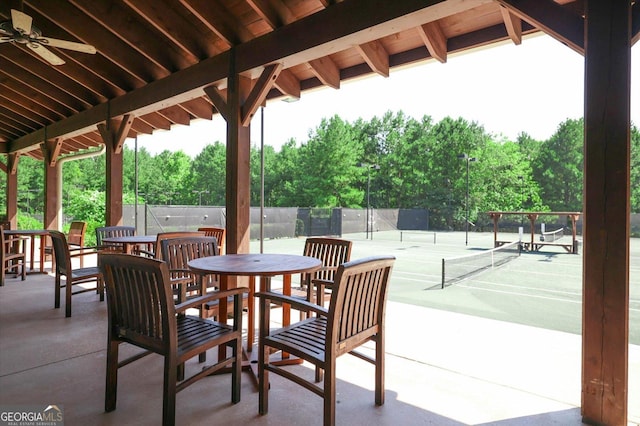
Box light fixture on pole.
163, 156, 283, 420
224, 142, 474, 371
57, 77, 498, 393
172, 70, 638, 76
192, 190, 209, 206
457, 153, 476, 246
358, 163, 380, 240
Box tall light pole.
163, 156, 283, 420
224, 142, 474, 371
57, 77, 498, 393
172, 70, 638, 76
358, 163, 380, 239
457, 153, 476, 246
192, 190, 209, 206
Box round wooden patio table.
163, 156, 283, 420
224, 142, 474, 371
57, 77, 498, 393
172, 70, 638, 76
101, 235, 157, 254
188, 253, 322, 385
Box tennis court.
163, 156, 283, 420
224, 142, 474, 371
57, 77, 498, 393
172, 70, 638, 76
251, 230, 640, 345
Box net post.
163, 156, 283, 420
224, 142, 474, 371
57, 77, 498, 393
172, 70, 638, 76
433, 232, 436, 244
400, 231, 403, 242
441, 258, 445, 289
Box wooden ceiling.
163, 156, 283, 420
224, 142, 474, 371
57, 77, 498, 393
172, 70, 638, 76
0, 0, 606, 162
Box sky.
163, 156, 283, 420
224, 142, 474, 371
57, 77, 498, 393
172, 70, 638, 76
128, 34, 640, 157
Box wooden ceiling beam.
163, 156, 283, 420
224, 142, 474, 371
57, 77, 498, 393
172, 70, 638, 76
247, 0, 283, 29
308, 57, 340, 89
180, 0, 253, 46
417, 21, 447, 63
0, 95, 56, 128
274, 69, 301, 99
70, 0, 192, 72
495, 0, 584, 54
11, 0, 491, 153
27, 1, 167, 82
355, 40, 389, 77
179, 98, 214, 120
157, 106, 191, 126
500, 5, 522, 45
0, 54, 91, 112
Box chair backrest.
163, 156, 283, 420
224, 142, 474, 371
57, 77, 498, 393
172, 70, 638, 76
49, 231, 73, 276
0, 228, 8, 262
96, 226, 136, 248
99, 254, 175, 354
302, 237, 353, 283
67, 221, 87, 247
153, 231, 205, 260
197, 227, 226, 254
326, 255, 395, 355
160, 236, 219, 283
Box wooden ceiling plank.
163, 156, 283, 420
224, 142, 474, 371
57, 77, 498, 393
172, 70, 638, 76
0, 83, 72, 122
204, 85, 230, 122
246, 0, 282, 29
179, 98, 214, 120
241, 63, 283, 126
356, 40, 390, 76
0, 123, 22, 139
496, 0, 584, 54
500, 5, 522, 45
0, 110, 38, 134
70, 0, 189, 72
180, 0, 252, 45
11, 0, 495, 154
0, 55, 91, 112
139, 112, 172, 131
122, 0, 211, 59
0, 101, 47, 130
308, 56, 340, 89
274, 69, 301, 99
158, 106, 192, 126
28, 0, 167, 82
418, 21, 448, 63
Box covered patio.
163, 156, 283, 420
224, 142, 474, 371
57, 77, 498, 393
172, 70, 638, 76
1, 1, 638, 424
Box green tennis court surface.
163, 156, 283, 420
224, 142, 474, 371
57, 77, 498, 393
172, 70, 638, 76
251, 231, 640, 345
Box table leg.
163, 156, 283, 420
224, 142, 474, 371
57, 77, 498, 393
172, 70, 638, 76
29, 235, 35, 271
38, 235, 45, 273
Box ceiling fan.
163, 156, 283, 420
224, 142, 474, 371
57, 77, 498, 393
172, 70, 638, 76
0, 9, 96, 65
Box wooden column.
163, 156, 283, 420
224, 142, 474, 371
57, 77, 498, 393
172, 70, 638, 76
582, 2, 631, 424
3, 154, 18, 228
98, 115, 133, 226
225, 60, 252, 256
42, 138, 63, 230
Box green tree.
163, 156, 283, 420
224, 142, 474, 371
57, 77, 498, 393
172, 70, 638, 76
188, 143, 227, 205
533, 118, 584, 211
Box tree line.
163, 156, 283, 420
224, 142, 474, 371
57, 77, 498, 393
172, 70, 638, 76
4, 111, 640, 231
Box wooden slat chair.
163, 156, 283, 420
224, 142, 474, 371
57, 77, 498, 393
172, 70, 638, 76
95, 226, 136, 253
160, 236, 219, 305
46, 221, 88, 269
49, 230, 103, 317
289, 238, 353, 313
99, 253, 247, 426
0, 228, 26, 286
257, 255, 395, 426
144, 231, 205, 260
197, 226, 226, 254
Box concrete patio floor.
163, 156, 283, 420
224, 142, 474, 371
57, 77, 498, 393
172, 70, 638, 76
0, 267, 636, 426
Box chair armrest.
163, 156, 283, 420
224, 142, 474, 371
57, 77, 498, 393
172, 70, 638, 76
255, 291, 328, 317
69, 246, 98, 258
311, 278, 334, 288
175, 286, 249, 313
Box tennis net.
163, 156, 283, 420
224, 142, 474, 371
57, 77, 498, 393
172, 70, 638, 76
540, 227, 564, 242
441, 240, 521, 288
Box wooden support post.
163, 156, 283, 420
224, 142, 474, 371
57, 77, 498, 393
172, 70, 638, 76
4, 155, 18, 229
582, 1, 631, 424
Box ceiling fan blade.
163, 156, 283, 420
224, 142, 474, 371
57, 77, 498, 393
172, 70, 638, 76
26, 42, 65, 65
0, 38, 13, 43
38, 36, 96, 54
11, 9, 32, 35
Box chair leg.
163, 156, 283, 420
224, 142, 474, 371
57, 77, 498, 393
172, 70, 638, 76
375, 335, 385, 406
163, 357, 178, 426
54, 276, 61, 309
65, 278, 72, 318
99, 278, 105, 302
232, 338, 241, 403
258, 342, 269, 415
324, 364, 336, 426
20, 258, 25, 281
105, 340, 119, 412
